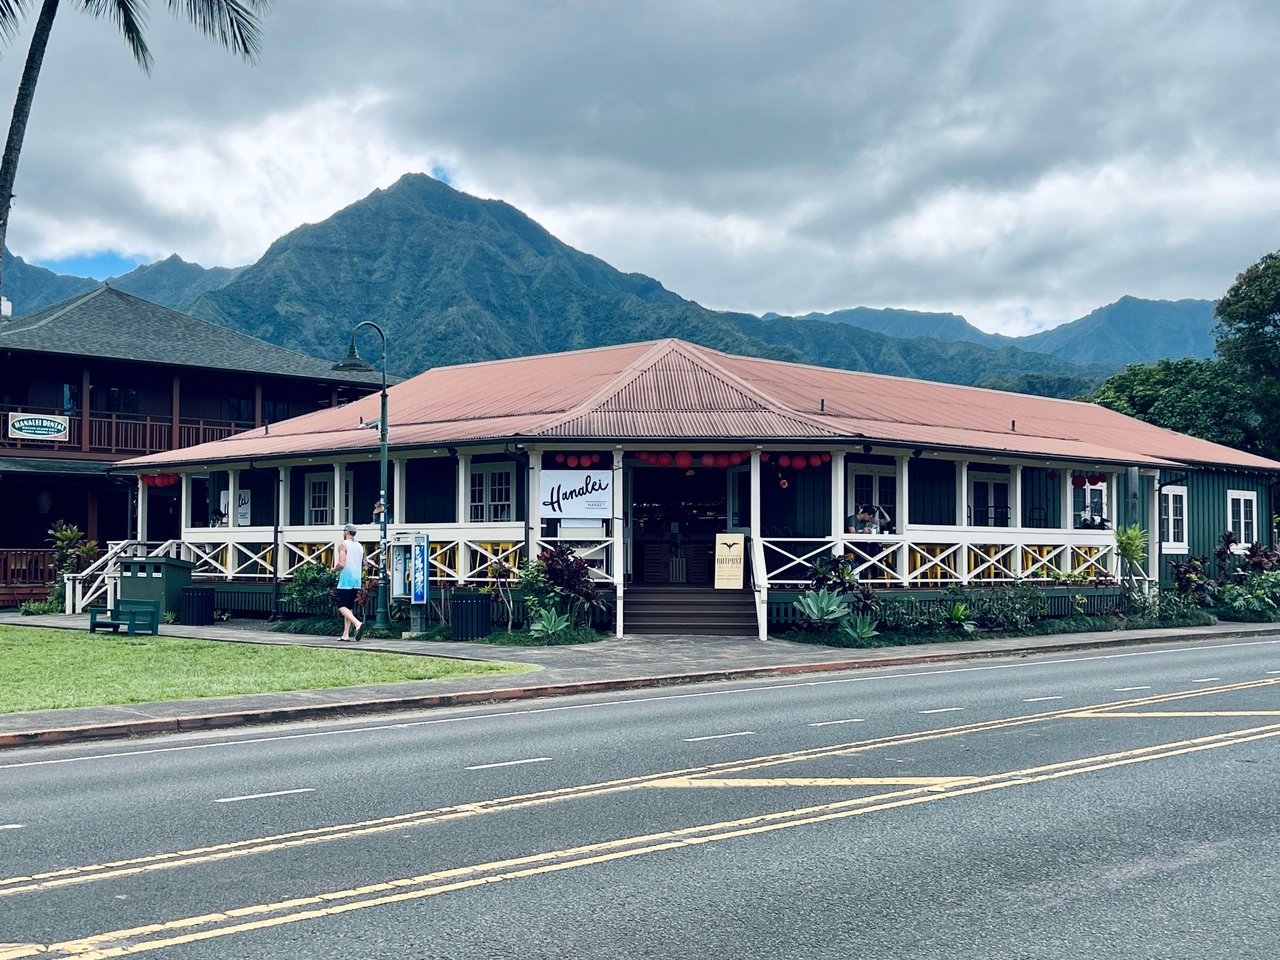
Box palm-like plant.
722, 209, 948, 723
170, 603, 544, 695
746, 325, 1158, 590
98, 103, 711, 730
0, 0, 269, 297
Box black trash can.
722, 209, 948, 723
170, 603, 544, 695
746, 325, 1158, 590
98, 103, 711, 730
450, 591, 492, 641
180, 586, 216, 626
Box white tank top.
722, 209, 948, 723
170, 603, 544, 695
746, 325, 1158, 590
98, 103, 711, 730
338, 539, 364, 588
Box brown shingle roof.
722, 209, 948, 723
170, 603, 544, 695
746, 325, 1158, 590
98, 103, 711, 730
120, 338, 1280, 472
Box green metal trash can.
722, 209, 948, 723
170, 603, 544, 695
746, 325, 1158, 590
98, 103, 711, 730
450, 591, 492, 641
180, 586, 216, 626
118, 556, 195, 617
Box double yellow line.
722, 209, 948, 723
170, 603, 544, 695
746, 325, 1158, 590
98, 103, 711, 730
2, 678, 1274, 902
7, 717, 1280, 959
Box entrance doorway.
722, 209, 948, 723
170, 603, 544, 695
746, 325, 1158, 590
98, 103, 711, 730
970, 474, 1011, 527
628, 462, 750, 585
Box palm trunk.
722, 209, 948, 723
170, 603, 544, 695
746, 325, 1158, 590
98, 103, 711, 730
0, 0, 61, 301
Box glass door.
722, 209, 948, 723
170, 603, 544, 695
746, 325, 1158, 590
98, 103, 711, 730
970, 475, 1010, 527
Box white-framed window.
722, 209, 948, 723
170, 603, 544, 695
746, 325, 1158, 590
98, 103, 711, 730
1227, 490, 1258, 546
308, 477, 332, 526
969, 472, 1011, 528
470, 465, 514, 523
846, 468, 897, 531
1160, 485, 1188, 553
1073, 474, 1109, 528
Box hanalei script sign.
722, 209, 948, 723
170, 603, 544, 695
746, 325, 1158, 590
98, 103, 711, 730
218, 489, 252, 526
8, 413, 69, 442
714, 533, 746, 589
539, 470, 612, 520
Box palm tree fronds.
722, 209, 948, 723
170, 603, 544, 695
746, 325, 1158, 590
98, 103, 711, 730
168, 0, 267, 62
0, 0, 31, 43
77, 0, 153, 71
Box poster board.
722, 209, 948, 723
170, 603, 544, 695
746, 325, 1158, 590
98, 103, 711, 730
714, 533, 746, 589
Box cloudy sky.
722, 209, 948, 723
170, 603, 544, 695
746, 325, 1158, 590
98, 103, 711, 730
2, 0, 1278, 334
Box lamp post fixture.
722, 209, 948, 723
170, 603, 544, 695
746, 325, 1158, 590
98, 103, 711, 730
333, 321, 391, 631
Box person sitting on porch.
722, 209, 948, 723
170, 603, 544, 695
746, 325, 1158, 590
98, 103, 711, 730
847, 504, 891, 535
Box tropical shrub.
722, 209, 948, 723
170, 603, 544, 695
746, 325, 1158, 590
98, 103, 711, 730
529, 607, 572, 640
793, 588, 850, 632
281, 563, 337, 611
942, 601, 977, 635
839, 614, 880, 645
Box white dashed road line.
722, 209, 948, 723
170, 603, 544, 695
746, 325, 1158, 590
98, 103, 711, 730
213, 788, 315, 804
919, 707, 964, 715
1192, 678, 1220, 683
683, 732, 756, 742
1114, 686, 1152, 692
807, 718, 867, 727
0, 824, 25, 830
465, 757, 552, 771
1023, 696, 1064, 702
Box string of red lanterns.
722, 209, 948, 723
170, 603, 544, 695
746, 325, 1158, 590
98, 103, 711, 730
552, 453, 604, 468
629, 451, 832, 469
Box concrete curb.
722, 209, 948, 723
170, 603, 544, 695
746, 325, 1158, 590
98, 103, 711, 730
5, 628, 1266, 750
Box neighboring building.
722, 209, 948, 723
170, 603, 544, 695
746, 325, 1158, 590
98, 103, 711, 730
111, 338, 1280, 635
0, 286, 383, 604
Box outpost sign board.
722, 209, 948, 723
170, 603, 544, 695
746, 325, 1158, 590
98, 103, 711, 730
7, 413, 69, 442
540, 470, 612, 520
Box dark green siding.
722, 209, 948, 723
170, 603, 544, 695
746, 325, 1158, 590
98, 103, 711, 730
1021, 467, 1061, 528
405, 458, 457, 523
761, 462, 831, 536
240, 469, 277, 527
909, 459, 955, 526
1157, 468, 1275, 580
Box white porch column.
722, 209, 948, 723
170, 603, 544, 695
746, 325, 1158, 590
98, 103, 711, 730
527, 449, 541, 563
179, 474, 192, 561
830, 450, 846, 553
1010, 464, 1024, 577
612, 452, 624, 637
955, 460, 969, 583
896, 455, 910, 581
1060, 468, 1075, 575
279, 466, 292, 527
136, 476, 149, 542
750, 450, 765, 641
392, 458, 406, 525
332, 463, 345, 526
227, 469, 240, 528
455, 453, 471, 583
1146, 472, 1160, 582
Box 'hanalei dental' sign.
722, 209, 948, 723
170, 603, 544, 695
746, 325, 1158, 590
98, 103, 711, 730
539, 470, 611, 520
7, 413, 69, 442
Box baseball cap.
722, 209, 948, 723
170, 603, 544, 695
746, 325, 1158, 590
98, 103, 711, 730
342, 523, 358, 535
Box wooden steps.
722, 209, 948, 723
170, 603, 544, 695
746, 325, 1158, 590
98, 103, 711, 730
623, 585, 757, 636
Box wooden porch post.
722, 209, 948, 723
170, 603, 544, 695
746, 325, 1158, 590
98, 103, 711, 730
392, 458, 406, 526
332, 463, 344, 526
1010, 464, 1024, 577
170, 374, 181, 450
896, 455, 910, 581
136, 476, 148, 542
955, 459, 969, 583
750, 450, 765, 641
279, 466, 292, 527
227, 469, 240, 528
79, 367, 91, 452
1145, 471, 1160, 582
253, 380, 263, 428
1060, 468, 1074, 575
455, 452, 471, 583
612, 452, 624, 637
830, 450, 846, 554
179, 473, 192, 561
526, 449, 541, 566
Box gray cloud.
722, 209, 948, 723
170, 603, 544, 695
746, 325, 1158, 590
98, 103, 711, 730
2, 0, 1279, 333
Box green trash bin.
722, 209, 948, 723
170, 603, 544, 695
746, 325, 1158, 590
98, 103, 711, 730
450, 591, 492, 641
118, 556, 196, 618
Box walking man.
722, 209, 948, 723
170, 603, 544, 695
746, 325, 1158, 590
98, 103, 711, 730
333, 522, 366, 641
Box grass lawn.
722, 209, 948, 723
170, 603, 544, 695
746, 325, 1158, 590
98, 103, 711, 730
0, 625, 535, 714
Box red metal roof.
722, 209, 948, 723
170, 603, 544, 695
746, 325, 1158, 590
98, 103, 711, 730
121, 339, 1280, 472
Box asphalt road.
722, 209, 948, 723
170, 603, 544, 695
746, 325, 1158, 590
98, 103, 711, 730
2, 636, 1278, 959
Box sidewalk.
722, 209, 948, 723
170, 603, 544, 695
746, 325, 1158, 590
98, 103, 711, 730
3, 614, 1278, 749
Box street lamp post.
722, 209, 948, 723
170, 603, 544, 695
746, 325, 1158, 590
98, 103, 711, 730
333, 321, 391, 631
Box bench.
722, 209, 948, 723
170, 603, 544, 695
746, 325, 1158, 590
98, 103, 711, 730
89, 599, 161, 637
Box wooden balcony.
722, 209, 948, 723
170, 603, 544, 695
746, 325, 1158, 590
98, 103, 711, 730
2, 405, 252, 457
0, 548, 54, 605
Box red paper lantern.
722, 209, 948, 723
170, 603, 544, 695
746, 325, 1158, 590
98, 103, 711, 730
700, 453, 716, 467
760, 452, 771, 462
675, 451, 693, 469
1071, 475, 1086, 489
1046, 470, 1057, 481
715, 454, 730, 468
793, 457, 806, 470
1090, 473, 1105, 485
591, 453, 602, 464
808, 454, 822, 467
657, 453, 673, 467
555, 453, 565, 463
779, 478, 789, 489
728, 453, 743, 466
821, 453, 831, 462
567, 455, 579, 467
778, 454, 792, 468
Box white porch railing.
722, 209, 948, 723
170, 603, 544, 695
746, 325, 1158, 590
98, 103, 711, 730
534, 535, 618, 584
760, 528, 1129, 589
